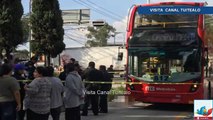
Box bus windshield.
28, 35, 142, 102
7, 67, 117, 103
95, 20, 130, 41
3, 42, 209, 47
128, 46, 201, 83
134, 9, 198, 28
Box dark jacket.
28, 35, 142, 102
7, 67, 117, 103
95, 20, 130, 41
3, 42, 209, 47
59, 71, 66, 81
82, 68, 103, 91
100, 71, 112, 91
25, 61, 35, 80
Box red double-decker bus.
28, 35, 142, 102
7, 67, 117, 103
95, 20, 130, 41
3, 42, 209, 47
126, 2, 211, 104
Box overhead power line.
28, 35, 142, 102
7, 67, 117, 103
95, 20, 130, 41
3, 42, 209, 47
86, 0, 123, 19
64, 34, 85, 45
64, 28, 88, 39
65, 32, 87, 41
78, 0, 121, 20
73, 0, 121, 21
65, 33, 86, 43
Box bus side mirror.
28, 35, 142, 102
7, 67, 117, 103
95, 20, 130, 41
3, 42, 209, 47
117, 52, 123, 61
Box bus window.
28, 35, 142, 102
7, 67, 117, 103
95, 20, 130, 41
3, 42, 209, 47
128, 47, 201, 83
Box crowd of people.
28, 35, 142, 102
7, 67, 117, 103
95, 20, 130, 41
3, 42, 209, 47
0, 57, 113, 120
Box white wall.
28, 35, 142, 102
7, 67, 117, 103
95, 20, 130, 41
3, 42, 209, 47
58, 46, 127, 70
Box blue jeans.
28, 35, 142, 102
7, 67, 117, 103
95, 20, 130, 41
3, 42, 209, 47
0, 101, 17, 120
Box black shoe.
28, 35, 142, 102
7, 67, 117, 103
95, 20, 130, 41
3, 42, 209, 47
81, 113, 87, 116
99, 110, 108, 113
94, 113, 98, 116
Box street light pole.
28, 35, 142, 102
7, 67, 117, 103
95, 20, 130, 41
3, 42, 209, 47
29, 0, 32, 58
147, 0, 150, 4
112, 32, 124, 45
113, 34, 116, 45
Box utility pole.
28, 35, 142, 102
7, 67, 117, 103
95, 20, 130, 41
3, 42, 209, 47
29, 0, 33, 58
112, 32, 124, 45
147, 0, 150, 4
113, 34, 116, 45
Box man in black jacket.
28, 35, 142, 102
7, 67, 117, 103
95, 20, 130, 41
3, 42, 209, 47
81, 61, 103, 116
99, 65, 112, 113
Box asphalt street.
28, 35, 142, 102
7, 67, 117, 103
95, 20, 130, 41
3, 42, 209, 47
48, 101, 194, 120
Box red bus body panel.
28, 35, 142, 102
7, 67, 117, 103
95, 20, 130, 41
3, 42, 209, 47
127, 81, 204, 104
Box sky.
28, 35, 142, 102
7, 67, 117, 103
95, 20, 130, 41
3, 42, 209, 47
19, 0, 213, 50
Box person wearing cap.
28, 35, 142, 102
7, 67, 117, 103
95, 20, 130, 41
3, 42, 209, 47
13, 64, 27, 120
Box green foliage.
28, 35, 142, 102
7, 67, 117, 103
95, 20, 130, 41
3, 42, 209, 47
30, 0, 65, 63
0, 0, 24, 60
86, 23, 115, 47
108, 85, 125, 102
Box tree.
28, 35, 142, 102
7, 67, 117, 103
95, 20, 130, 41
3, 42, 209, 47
0, 0, 24, 62
86, 23, 115, 47
30, 0, 65, 66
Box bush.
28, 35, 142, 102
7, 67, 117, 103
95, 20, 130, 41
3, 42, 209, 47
108, 85, 125, 102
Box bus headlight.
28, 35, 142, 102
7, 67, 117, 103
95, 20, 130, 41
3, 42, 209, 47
127, 78, 132, 82
130, 85, 135, 90
190, 84, 198, 92
127, 78, 135, 90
